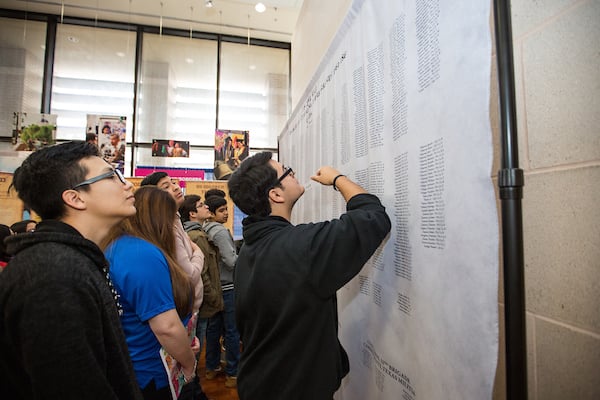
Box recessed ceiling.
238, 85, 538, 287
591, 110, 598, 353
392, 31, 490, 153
3, 0, 305, 42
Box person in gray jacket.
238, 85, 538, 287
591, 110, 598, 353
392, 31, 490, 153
202, 194, 240, 389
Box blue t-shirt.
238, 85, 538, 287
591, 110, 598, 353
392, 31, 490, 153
105, 235, 181, 390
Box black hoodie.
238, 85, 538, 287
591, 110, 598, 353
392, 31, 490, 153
0, 220, 142, 399
234, 193, 391, 400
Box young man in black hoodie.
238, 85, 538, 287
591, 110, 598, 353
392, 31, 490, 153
0, 141, 143, 399
227, 152, 391, 400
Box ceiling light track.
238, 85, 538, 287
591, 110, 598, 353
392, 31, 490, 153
14, 0, 291, 38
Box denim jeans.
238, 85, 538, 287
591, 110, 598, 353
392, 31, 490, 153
205, 289, 240, 376
195, 317, 208, 358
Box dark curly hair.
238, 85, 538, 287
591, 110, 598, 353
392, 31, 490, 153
227, 151, 278, 217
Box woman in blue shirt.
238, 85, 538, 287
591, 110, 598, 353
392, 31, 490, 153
103, 186, 198, 399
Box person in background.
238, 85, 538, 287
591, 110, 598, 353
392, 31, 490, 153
203, 189, 243, 253
227, 152, 391, 400
204, 188, 226, 200
140, 172, 206, 399
140, 172, 204, 314
167, 140, 176, 157
0, 141, 142, 399
10, 219, 37, 234
102, 133, 126, 164
179, 195, 224, 364
172, 142, 188, 157
102, 186, 199, 399
0, 224, 13, 270
202, 195, 240, 389
231, 138, 248, 168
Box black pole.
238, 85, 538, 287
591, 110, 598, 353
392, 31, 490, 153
493, 1, 527, 399
130, 26, 143, 175
41, 16, 57, 114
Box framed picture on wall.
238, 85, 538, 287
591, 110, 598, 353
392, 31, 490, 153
214, 129, 249, 179
151, 139, 190, 157
87, 115, 127, 172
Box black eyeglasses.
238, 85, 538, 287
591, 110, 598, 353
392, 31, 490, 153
72, 168, 127, 190
274, 165, 294, 187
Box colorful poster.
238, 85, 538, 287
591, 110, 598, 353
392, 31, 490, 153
214, 129, 249, 179
151, 139, 190, 158
87, 115, 127, 172
12, 112, 56, 151
159, 313, 198, 399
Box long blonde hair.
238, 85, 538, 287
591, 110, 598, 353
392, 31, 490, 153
103, 185, 193, 317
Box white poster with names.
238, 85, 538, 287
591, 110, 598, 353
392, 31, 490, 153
279, 0, 498, 399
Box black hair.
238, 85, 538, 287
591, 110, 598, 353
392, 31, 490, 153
10, 141, 100, 220
227, 151, 277, 216
204, 195, 227, 214
10, 220, 37, 234
205, 188, 226, 199
140, 171, 168, 186
179, 194, 201, 223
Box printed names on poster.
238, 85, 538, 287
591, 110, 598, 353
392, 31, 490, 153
353, 67, 368, 158
419, 138, 446, 250
416, 0, 441, 92
367, 43, 385, 148
394, 152, 412, 281
279, 1, 496, 399
390, 14, 408, 141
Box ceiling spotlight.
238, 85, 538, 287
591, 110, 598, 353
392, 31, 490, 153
205, 0, 213, 8
255, 2, 266, 13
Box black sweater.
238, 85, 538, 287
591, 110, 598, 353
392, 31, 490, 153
0, 220, 142, 399
235, 194, 391, 400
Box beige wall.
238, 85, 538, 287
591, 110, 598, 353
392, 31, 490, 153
291, 0, 353, 108
292, 1, 600, 399
493, 1, 600, 399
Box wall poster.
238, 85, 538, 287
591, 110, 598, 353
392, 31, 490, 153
87, 115, 127, 172
214, 129, 249, 180
279, 1, 498, 399
151, 139, 190, 158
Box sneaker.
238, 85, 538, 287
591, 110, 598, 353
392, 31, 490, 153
225, 375, 237, 388
205, 366, 223, 380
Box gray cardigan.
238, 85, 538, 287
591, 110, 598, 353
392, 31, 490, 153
202, 221, 237, 291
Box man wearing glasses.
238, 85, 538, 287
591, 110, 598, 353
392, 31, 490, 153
0, 142, 142, 399
227, 152, 391, 400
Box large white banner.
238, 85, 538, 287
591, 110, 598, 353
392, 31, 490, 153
279, 0, 498, 399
